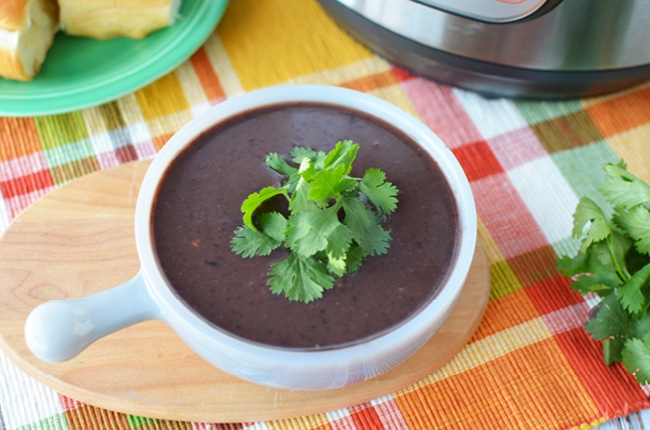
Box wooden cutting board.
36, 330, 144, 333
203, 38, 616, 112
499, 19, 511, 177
0, 160, 490, 423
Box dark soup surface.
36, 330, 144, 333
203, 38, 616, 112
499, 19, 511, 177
152, 102, 459, 349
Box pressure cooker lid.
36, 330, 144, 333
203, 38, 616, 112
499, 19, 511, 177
410, 0, 557, 23
318, 0, 650, 99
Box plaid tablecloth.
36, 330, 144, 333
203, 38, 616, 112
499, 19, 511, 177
2, 0, 650, 429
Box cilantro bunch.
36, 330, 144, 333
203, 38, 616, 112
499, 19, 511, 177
558, 160, 650, 384
231, 140, 399, 303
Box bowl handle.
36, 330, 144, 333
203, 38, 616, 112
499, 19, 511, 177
24, 272, 159, 362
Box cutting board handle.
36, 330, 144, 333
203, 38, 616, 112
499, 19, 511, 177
24, 272, 159, 362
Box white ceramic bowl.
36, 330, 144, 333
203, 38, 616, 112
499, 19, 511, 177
24, 85, 477, 391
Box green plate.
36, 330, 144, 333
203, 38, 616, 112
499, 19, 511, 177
0, 0, 229, 117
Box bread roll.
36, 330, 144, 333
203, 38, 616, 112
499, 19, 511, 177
0, 0, 59, 81
59, 0, 181, 40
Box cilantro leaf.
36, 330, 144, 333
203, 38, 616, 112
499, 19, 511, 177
258, 212, 287, 243
344, 243, 367, 273
290, 171, 322, 213
322, 140, 358, 174
601, 161, 650, 209
623, 333, 650, 384
360, 168, 399, 215
291, 146, 325, 164
586, 294, 631, 340
617, 264, 650, 316
614, 206, 650, 255
570, 196, 631, 283
265, 152, 297, 177
326, 253, 347, 277
231, 141, 398, 303
308, 164, 357, 202
268, 253, 334, 302
573, 197, 612, 253
557, 243, 622, 294
594, 230, 632, 276
297, 156, 316, 181
231, 226, 282, 258
325, 224, 354, 276
584, 294, 650, 367
556, 252, 595, 278
603, 338, 626, 365
557, 159, 650, 383
265, 153, 300, 192
325, 223, 353, 260
240, 187, 288, 231
285, 207, 342, 257
342, 196, 391, 256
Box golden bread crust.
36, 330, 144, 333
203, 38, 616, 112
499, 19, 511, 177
0, 0, 177, 81
0, 48, 29, 81
0, 0, 58, 81
59, 0, 178, 39
0, 0, 29, 32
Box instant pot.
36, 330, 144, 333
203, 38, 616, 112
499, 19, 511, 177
317, 0, 650, 98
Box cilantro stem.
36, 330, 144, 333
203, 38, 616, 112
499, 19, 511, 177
607, 234, 629, 283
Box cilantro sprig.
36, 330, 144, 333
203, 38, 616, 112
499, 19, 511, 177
231, 140, 399, 303
557, 160, 650, 384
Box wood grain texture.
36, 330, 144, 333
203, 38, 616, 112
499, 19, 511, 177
0, 160, 491, 423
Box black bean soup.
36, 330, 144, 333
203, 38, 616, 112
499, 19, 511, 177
152, 102, 459, 349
